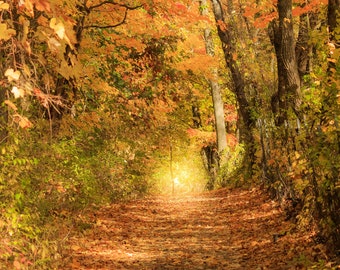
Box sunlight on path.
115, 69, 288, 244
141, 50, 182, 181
64, 188, 323, 269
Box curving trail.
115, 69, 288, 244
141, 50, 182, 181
64, 188, 327, 269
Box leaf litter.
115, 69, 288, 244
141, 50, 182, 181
63, 188, 338, 269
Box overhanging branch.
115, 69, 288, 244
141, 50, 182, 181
88, 1, 143, 12
83, 8, 128, 29
83, 1, 143, 29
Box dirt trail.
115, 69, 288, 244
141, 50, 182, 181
64, 188, 329, 269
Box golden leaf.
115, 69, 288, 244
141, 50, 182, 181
50, 18, 65, 39
327, 58, 336, 63
5, 68, 21, 82
13, 260, 21, 270
34, 0, 51, 12
23, 64, 31, 77
13, 114, 33, 129
71, 245, 81, 251
11, 86, 25, 99
19, 116, 33, 129
4, 100, 18, 111
21, 0, 34, 16
0, 23, 16, 41
0, 1, 9, 10
48, 37, 61, 51
283, 17, 291, 23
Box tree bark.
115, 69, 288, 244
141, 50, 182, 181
295, 8, 317, 81
325, 0, 340, 252
210, 0, 255, 177
270, 0, 302, 126
328, 0, 340, 37
327, 0, 340, 77
210, 0, 253, 131
200, 0, 227, 155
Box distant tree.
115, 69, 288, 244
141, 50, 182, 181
200, 0, 227, 189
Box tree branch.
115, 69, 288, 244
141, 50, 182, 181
88, 1, 143, 12
82, 1, 143, 29
83, 8, 128, 29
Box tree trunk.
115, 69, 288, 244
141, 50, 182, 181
325, 0, 340, 252
200, 0, 227, 155
210, 0, 255, 177
327, 0, 340, 77
328, 0, 340, 37
270, 0, 301, 126
295, 7, 318, 81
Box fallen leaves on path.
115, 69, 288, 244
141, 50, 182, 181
63, 188, 336, 269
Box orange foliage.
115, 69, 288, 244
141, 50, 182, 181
243, 0, 328, 28
187, 128, 238, 148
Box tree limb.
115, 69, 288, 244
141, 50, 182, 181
82, 1, 143, 29
88, 1, 143, 12
83, 8, 128, 29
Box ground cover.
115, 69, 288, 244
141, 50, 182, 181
63, 188, 337, 269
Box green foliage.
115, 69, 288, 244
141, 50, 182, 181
257, 56, 340, 252
216, 144, 246, 188
0, 115, 154, 268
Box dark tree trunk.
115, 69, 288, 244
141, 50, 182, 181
192, 104, 202, 128
295, 8, 318, 81
327, 0, 340, 77
328, 0, 340, 37
270, 0, 301, 126
324, 0, 340, 253
210, 0, 255, 177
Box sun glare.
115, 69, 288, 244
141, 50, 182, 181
151, 149, 208, 195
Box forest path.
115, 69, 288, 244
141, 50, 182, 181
64, 188, 325, 269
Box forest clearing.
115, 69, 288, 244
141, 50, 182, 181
0, 0, 339, 269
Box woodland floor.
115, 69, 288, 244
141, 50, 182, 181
63, 188, 337, 269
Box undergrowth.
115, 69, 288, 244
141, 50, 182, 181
0, 126, 150, 269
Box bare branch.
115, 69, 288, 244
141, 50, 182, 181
81, 1, 143, 29
83, 8, 128, 29
88, 1, 143, 12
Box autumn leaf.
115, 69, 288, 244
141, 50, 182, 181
50, 18, 65, 39
283, 17, 291, 23
22, 64, 31, 77
70, 258, 81, 269
22, 40, 32, 54
216, 20, 227, 32
0, 23, 16, 41
4, 100, 18, 111
11, 86, 25, 99
327, 58, 337, 64
20, 0, 34, 16
20, 118, 32, 129
33, 0, 51, 12
0, 1, 9, 10
327, 42, 336, 56
71, 245, 81, 251
232, 52, 238, 61
5, 69, 21, 82
13, 260, 21, 270
48, 37, 61, 51
13, 114, 33, 129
